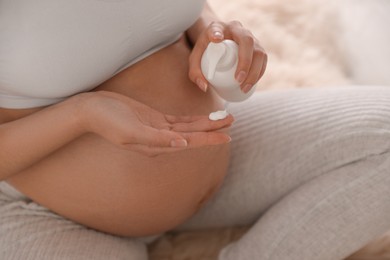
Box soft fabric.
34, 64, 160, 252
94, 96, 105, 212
0, 0, 205, 108
171, 87, 390, 260
0, 181, 149, 259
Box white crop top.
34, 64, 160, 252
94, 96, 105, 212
0, 0, 206, 109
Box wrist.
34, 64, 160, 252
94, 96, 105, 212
64, 92, 98, 135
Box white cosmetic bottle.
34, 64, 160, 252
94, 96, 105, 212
201, 40, 256, 120
201, 39, 256, 103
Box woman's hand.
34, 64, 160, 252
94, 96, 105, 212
188, 21, 267, 94
80, 91, 233, 157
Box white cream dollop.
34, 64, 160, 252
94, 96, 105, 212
209, 110, 229, 121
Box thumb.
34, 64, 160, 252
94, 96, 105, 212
139, 127, 188, 148
208, 22, 225, 43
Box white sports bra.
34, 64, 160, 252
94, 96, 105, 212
0, 0, 206, 109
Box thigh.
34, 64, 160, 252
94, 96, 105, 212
174, 86, 390, 230
219, 150, 390, 260
0, 182, 148, 260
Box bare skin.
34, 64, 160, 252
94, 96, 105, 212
0, 3, 267, 238
3, 36, 230, 237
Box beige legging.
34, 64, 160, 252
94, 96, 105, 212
1, 86, 390, 260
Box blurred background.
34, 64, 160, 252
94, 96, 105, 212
149, 0, 390, 259
210, 0, 390, 89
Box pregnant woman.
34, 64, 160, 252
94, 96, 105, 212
1, 1, 389, 259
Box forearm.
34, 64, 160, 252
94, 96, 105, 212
0, 94, 89, 180
186, 2, 222, 45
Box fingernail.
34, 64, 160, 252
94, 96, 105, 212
227, 136, 232, 143
243, 84, 252, 93
213, 31, 223, 40
196, 78, 208, 92
171, 139, 188, 147
236, 71, 247, 84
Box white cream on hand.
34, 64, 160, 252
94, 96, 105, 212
209, 110, 229, 121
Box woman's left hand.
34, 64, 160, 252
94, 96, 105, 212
188, 21, 267, 93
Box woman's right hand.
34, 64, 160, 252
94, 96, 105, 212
79, 91, 233, 156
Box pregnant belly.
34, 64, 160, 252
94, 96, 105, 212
6, 36, 230, 237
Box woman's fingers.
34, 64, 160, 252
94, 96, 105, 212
188, 20, 267, 94
165, 114, 207, 123
241, 47, 268, 93
188, 38, 210, 92
134, 127, 188, 148
229, 23, 255, 88
207, 22, 225, 42
259, 51, 268, 79
132, 111, 233, 149
183, 131, 231, 147
227, 22, 267, 93
165, 114, 234, 132
127, 131, 232, 157
171, 115, 234, 132
188, 22, 227, 92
